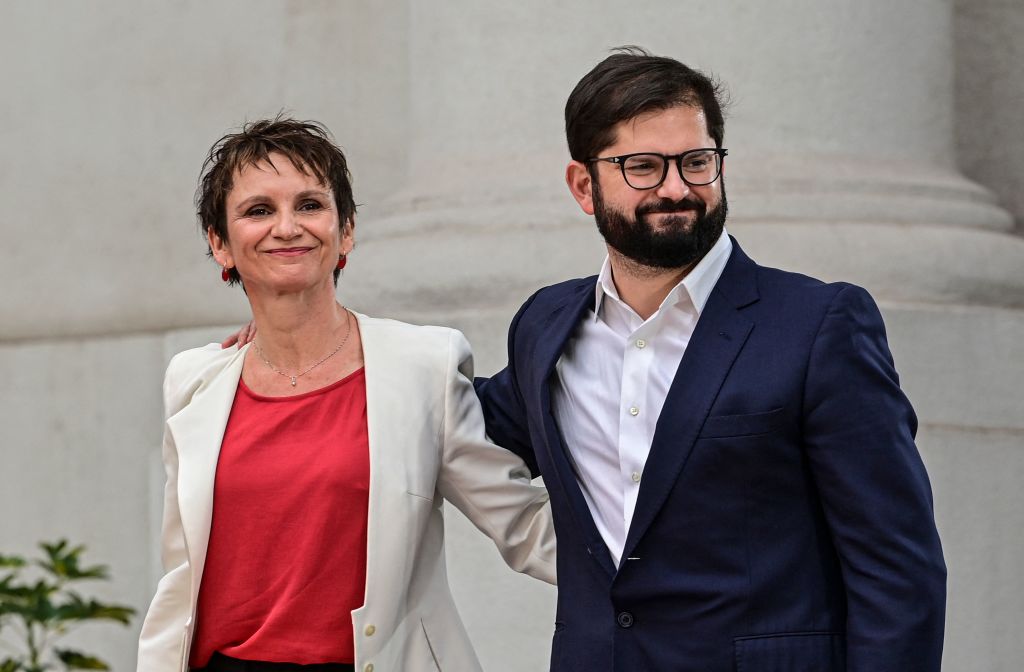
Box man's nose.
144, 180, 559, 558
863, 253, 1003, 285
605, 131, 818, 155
655, 162, 690, 201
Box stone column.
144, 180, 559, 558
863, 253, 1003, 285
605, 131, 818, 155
955, 0, 1024, 231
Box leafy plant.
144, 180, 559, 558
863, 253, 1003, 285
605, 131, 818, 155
0, 541, 135, 671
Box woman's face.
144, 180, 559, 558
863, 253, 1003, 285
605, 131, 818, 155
209, 152, 353, 295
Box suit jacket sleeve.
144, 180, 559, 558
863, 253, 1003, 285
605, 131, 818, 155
437, 329, 556, 584
474, 291, 542, 476
803, 284, 946, 671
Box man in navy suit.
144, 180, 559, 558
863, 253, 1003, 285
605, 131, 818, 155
475, 47, 946, 671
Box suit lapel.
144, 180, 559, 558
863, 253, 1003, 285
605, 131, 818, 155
527, 281, 619, 577
166, 345, 247, 598
620, 242, 759, 563
528, 283, 595, 388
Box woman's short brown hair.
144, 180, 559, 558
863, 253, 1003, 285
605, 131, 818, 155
197, 116, 357, 286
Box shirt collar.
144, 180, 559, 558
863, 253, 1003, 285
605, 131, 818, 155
593, 228, 733, 322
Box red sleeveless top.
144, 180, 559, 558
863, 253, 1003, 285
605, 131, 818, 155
189, 368, 369, 667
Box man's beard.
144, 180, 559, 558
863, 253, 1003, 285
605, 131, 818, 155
593, 177, 728, 270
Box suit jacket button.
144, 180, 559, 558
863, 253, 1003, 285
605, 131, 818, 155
616, 611, 634, 628
364, 624, 376, 636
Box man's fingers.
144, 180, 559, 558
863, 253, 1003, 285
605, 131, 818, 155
239, 321, 257, 345
220, 321, 256, 349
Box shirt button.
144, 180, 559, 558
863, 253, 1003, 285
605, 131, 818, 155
635, 339, 646, 348
629, 406, 640, 416
631, 471, 641, 483
364, 624, 376, 636
617, 611, 635, 628
364, 665, 374, 672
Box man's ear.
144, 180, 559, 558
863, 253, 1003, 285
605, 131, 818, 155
566, 161, 596, 216
208, 228, 233, 269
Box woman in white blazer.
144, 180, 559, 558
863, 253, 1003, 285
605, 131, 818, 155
137, 118, 555, 672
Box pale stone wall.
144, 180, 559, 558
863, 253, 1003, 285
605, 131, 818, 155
1, 2, 1021, 671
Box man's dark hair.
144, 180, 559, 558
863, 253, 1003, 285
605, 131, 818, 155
197, 115, 357, 286
565, 46, 727, 162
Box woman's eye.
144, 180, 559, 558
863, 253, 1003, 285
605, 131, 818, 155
246, 206, 271, 217
298, 201, 323, 211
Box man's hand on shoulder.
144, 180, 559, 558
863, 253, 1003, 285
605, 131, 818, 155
221, 321, 256, 349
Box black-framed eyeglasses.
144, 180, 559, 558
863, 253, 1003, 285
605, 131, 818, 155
588, 148, 728, 190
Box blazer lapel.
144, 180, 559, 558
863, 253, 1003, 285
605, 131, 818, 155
354, 313, 426, 611
620, 242, 759, 563
165, 345, 248, 597
527, 281, 619, 577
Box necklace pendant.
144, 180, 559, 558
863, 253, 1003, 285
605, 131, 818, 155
290, 376, 297, 387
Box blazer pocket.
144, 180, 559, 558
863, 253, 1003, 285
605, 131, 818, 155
700, 407, 784, 439
734, 631, 845, 672
406, 488, 437, 503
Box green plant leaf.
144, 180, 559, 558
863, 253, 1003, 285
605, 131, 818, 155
54, 650, 109, 670
36, 543, 107, 582
0, 555, 26, 569
0, 540, 133, 669
0, 575, 34, 599
0, 580, 58, 624
52, 594, 134, 625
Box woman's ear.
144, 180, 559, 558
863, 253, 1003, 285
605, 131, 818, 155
340, 217, 355, 256
208, 228, 234, 268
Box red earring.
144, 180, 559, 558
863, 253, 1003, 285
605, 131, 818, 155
221, 267, 230, 282
337, 255, 347, 270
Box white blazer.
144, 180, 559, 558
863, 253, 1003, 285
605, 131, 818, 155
138, 314, 556, 672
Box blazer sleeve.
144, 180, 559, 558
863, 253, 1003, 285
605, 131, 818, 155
803, 284, 946, 671
438, 329, 557, 585
474, 291, 542, 477
137, 353, 200, 672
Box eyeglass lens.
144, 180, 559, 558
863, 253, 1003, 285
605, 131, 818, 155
622, 151, 721, 189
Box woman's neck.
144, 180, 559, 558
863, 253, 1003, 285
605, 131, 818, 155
246, 284, 349, 369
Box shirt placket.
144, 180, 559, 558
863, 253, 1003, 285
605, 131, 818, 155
618, 322, 654, 539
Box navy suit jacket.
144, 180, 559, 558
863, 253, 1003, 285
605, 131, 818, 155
475, 239, 946, 672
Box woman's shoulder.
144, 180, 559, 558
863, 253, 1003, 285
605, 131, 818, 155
163, 343, 246, 412
354, 313, 472, 373
355, 313, 465, 348
167, 342, 240, 378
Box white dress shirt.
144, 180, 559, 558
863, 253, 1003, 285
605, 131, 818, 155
551, 231, 733, 566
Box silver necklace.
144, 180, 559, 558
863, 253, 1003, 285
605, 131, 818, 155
253, 310, 353, 387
